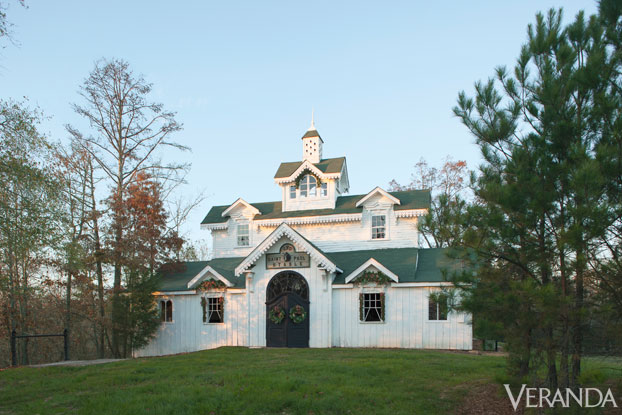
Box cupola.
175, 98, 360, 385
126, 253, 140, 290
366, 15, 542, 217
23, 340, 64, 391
301, 114, 323, 163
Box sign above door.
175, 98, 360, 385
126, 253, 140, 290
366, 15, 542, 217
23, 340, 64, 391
266, 243, 310, 269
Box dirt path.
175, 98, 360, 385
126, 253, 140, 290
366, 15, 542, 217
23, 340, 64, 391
29, 359, 125, 368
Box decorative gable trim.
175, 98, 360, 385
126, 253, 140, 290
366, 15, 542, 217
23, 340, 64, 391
187, 265, 234, 289
221, 198, 261, 217
255, 213, 362, 227
234, 223, 342, 276
200, 222, 229, 231
355, 187, 401, 207
344, 258, 400, 283
274, 160, 341, 184
395, 209, 428, 218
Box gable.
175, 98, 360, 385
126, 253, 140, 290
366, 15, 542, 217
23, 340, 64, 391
221, 198, 260, 218
234, 223, 342, 276
355, 187, 401, 208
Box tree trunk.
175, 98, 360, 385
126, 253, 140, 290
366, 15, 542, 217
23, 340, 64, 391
89, 165, 106, 359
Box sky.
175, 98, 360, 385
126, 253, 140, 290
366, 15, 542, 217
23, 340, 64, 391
1, 0, 599, 245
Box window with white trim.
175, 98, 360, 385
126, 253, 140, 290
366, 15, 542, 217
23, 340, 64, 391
289, 185, 296, 199
204, 297, 224, 323
360, 293, 384, 322
320, 182, 328, 197
237, 223, 249, 246
160, 299, 173, 322
428, 295, 448, 321
299, 175, 317, 198
371, 215, 386, 239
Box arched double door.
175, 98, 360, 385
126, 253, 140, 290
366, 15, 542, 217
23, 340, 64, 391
265, 271, 309, 348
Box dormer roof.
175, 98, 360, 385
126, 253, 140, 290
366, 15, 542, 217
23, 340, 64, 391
274, 156, 346, 180
355, 186, 401, 207
221, 198, 261, 217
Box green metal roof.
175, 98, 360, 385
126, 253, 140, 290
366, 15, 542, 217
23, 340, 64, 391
201, 189, 431, 225
157, 257, 245, 291
328, 248, 419, 284
157, 247, 457, 291
414, 248, 466, 282
274, 157, 346, 179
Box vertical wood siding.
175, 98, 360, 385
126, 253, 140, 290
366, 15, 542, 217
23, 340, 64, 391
137, 235, 472, 356
331, 286, 472, 349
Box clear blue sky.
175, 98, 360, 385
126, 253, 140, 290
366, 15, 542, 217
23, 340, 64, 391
1, 0, 598, 243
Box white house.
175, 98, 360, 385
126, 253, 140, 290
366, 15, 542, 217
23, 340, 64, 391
136, 121, 472, 356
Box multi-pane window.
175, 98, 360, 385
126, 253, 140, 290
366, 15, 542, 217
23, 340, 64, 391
371, 215, 386, 239
160, 300, 173, 322
290, 185, 296, 199
237, 223, 249, 246
428, 296, 448, 321
206, 297, 224, 323
361, 293, 384, 322
320, 182, 328, 197
299, 175, 317, 197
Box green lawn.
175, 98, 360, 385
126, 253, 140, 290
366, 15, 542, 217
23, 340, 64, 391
0, 348, 619, 415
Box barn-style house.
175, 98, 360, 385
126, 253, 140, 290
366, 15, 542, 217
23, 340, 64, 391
136, 122, 472, 356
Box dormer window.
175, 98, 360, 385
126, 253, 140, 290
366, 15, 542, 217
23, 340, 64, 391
320, 182, 327, 197
299, 175, 317, 198
290, 185, 296, 199
371, 215, 386, 240
237, 223, 249, 246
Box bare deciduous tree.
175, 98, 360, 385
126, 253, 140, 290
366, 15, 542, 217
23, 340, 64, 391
67, 58, 189, 357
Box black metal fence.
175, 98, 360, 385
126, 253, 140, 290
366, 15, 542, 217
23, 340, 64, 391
10, 329, 69, 367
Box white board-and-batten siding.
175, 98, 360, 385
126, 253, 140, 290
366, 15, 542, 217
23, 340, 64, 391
210, 213, 420, 258
135, 291, 248, 357
136, 255, 472, 356
331, 286, 472, 349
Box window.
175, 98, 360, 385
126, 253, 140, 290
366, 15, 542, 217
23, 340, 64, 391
360, 293, 384, 322
290, 185, 296, 199
320, 182, 328, 197
428, 295, 448, 321
204, 297, 224, 323
371, 215, 386, 239
237, 223, 249, 246
160, 299, 173, 322
299, 175, 317, 197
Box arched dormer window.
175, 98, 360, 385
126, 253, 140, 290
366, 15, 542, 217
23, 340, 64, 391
299, 175, 317, 198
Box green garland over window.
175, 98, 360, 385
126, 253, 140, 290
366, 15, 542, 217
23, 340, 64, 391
294, 170, 322, 189
354, 271, 391, 285
197, 279, 226, 291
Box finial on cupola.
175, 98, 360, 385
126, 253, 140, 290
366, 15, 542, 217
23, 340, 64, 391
301, 109, 323, 163
310, 108, 315, 130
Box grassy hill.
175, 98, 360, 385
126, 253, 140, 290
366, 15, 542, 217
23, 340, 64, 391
0, 348, 620, 414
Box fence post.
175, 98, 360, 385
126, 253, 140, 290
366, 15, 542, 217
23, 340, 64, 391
63, 329, 69, 361
11, 330, 17, 366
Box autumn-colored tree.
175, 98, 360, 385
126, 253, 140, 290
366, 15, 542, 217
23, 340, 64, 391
110, 172, 183, 357
389, 157, 470, 247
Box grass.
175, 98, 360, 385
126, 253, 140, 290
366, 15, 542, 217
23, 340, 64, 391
0, 348, 620, 415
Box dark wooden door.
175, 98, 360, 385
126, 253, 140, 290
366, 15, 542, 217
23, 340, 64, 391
266, 272, 309, 348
